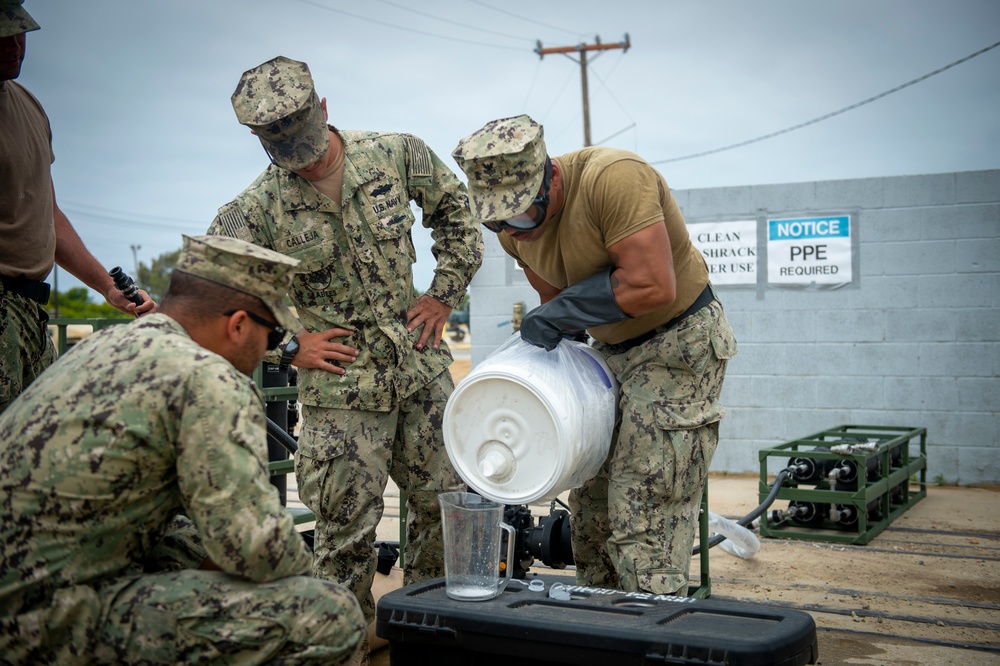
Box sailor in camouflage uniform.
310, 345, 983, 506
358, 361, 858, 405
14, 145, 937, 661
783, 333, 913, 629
0, 0, 155, 414
453, 115, 737, 596
209, 57, 483, 627
0, 235, 365, 665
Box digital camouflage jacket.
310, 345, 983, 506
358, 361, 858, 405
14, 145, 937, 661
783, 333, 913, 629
210, 129, 483, 411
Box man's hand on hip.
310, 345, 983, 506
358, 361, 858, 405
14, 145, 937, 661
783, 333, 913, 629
406, 294, 451, 351
295, 328, 358, 374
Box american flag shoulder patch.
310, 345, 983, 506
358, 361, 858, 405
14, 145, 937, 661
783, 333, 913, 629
403, 136, 432, 178
216, 209, 254, 244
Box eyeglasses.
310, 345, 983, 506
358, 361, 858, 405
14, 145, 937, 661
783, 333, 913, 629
483, 157, 552, 234
224, 310, 285, 350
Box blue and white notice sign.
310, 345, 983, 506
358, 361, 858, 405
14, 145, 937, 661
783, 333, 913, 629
767, 215, 852, 285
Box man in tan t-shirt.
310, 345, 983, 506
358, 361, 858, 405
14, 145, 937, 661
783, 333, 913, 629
453, 114, 738, 596
0, 0, 155, 412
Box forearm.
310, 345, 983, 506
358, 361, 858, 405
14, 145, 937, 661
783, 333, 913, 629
519, 269, 630, 351
420, 151, 485, 306
201, 504, 312, 582
426, 262, 477, 308
53, 198, 115, 298
424, 209, 483, 307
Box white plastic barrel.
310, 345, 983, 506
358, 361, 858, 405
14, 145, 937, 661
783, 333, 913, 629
443, 335, 619, 505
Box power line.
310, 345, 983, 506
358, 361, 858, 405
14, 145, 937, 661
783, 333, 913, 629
539, 69, 579, 129
589, 55, 634, 124
650, 39, 1000, 166
594, 122, 636, 146
371, 0, 526, 41
289, 0, 525, 51
62, 201, 205, 233
520, 58, 545, 110
536, 36, 631, 147
466, 0, 587, 39
546, 51, 632, 145
277, 0, 601, 131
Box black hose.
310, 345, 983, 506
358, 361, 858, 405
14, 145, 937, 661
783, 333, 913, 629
266, 417, 298, 455
692, 467, 794, 555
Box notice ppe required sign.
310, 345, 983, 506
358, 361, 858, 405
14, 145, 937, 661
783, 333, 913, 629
767, 215, 852, 285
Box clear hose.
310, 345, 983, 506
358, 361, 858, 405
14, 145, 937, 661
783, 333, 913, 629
708, 511, 761, 559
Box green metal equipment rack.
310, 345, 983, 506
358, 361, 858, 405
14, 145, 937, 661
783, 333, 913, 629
758, 425, 927, 545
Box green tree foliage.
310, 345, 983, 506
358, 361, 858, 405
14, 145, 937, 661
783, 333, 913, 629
46, 287, 120, 318
136, 248, 181, 302
43, 246, 181, 318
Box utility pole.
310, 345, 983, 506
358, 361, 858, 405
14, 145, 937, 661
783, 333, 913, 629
535, 34, 630, 147
130, 244, 141, 277
53, 265, 59, 317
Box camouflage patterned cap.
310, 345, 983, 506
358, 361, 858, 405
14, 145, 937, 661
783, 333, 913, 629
175, 235, 301, 333
0, 0, 40, 38
452, 114, 547, 222
231, 56, 330, 171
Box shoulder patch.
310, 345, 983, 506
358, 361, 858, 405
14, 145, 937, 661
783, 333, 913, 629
215, 208, 254, 244
403, 135, 432, 178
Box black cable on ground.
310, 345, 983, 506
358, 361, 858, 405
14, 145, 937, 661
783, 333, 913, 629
693, 467, 795, 555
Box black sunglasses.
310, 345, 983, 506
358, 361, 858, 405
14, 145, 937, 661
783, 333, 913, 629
484, 157, 552, 234
224, 310, 285, 350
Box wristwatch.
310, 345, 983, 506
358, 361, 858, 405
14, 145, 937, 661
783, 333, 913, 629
278, 335, 299, 373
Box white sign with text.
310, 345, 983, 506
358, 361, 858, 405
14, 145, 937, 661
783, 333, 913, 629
767, 215, 852, 285
689, 220, 758, 286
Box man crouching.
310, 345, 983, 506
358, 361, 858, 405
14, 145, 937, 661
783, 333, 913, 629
0, 235, 364, 665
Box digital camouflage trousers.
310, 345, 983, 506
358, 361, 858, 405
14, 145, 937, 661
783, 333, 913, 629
1, 516, 365, 665
574, 300, 737, 596
297, 371, 464, 624
0, 291, 55, 414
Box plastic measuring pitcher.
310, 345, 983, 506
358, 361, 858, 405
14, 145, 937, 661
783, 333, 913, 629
438, 491, 515, 601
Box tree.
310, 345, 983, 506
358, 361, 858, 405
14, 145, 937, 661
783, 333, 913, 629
136, 248, 181, 303
44, 247, 180, 318
46, 287, 121, 319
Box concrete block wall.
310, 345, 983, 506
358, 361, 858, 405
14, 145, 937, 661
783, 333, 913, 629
468, 169, 1000, 485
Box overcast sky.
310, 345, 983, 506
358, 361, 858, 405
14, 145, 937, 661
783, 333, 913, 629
18, 0, 1000, 296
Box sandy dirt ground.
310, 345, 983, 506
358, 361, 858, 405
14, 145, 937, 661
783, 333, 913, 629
331, 356, 1000, 665
696, 475, 999, 666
